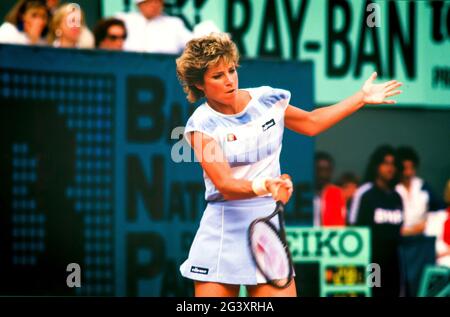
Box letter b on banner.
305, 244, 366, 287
127, 76, 165, 142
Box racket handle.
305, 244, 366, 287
278, 174, 291, 205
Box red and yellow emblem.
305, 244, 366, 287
227, 133, 237, 142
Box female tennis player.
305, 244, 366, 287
176, 32, 402, 297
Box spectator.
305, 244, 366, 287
337, 172, 359, 213
0, 0, 49, 45
313, 152, 346, 227
395, 146, 445, 236
93, 18, 127, 50
47, 3, 90, 48
45, 0, 58, 14
45, 0, 94, 48
395, 147, 445, 296
436, 180, 450, 267
116, 0, 218, 54
349, 145, 403, 297
116, 0, 191, 53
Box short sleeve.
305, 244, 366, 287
183, 106, 219, 146
256, 87, 291, 112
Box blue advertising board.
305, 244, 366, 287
0, 45, 314, 296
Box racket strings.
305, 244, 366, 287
250, 221, 292, 286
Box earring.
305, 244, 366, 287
55, 29, 62, 37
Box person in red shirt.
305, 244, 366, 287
444, 180, 450, 244
313, 152, 346, 226
438, 180, 450, 263
337, 172, 360, 213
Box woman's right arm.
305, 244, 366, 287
189, 131, 292, 201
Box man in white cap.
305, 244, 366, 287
116, 0, 192, 54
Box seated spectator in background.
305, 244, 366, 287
349, 145, 403, 297
47, 3, 91, 48
0, 0, 49, 45
395, 146, 445, 237
45, 0, 94, 48
93, 18, 127, 50
116, 0, 191, 53
436, 180, 450, 267
395, 146, 445, 296
337, 172, 359, 213
45, 0, 58, 15
313, 152, 346, 227
116, 0, 219, 54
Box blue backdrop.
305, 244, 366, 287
0, 44, 314, 296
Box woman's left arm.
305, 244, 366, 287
285, 72, 402, 136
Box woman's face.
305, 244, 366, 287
198, 59, 238, 105
23, 7, 48, 38
59, 11, 82, 43
100, 25, 127, 50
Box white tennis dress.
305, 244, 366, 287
180, 86, 291, 285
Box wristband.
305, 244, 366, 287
252, 177, 270, 196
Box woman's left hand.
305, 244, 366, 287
361, 72, 403, 105
266, 174, 293, 204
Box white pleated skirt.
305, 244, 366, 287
179, 196, 278, 285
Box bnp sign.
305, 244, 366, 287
103, 0, 450, 108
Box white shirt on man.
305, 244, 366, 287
116, 12, 192, 54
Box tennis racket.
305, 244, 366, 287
248, 176, 294, 289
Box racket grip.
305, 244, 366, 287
278, 174, 291, 205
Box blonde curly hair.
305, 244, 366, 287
176, 32, 239, 103
47, 3, 85, 44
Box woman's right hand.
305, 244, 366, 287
266, 174, 293, 204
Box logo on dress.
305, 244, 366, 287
190, 266, 209, 275
262, 118, 275, 131
227, 133, 237, 142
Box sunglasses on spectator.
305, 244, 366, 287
106, 34, 127, 41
